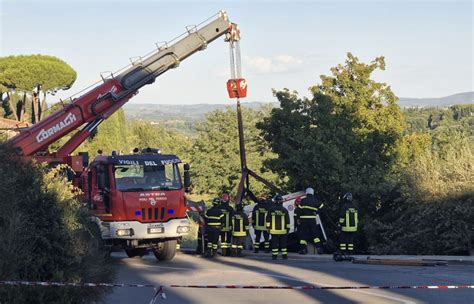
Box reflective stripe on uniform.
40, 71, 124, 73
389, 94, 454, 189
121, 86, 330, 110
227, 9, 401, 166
232, 216, 246, 235
342, 208, 358, 232
207, 216, 222, 220
299, 205, 318, 211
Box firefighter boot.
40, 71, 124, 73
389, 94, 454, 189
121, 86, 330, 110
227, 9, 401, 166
232, 248, 238, 257
205, 248, 212, 258
264, 245, 271, 253
221, 248, 227, 256
237, 248, 244, 257
282, 254, 288, 260
298, 246, 308, 255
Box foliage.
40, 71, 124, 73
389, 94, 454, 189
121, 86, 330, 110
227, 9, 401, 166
0, 54, 76, 122
363, 192, 473, 255
0, 55, 76, 93
257, 53, 473, 255
364, 119, 474, 255
0, 144, 112, 302
78, 109, 132, 157
128, 120, 191, 161
257, 53, 405, 216
190, 105, 280, 200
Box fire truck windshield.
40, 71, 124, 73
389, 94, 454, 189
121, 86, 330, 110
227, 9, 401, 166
114, 163, 182, 191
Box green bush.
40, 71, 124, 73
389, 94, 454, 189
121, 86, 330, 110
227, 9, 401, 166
0, 144, 113, 303
363, 193, 473, 255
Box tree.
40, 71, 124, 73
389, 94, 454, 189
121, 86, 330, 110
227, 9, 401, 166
0, 144, 112, 302
0, 55, 76, 122
191, 105, 280, 200
364, 126, 474, 255
129, 120, 191, 160
76, 109, 132, 157
257, 53, 405, 216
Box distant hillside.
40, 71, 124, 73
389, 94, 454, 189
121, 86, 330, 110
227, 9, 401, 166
123, 101, 276, 136
124, 92, 474, 121
123, 92, 473, 134
123, 101, 276, 122
398, 92, 473, 107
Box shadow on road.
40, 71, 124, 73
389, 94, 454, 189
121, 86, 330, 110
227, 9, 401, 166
105, 252, 199, 304
205, 255, 357, 304
203, 252, 473, 304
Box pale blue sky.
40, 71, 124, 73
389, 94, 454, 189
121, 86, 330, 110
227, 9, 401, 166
1, 0, 472, 104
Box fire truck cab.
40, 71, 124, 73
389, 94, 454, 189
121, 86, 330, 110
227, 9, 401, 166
83, 148, 191, 260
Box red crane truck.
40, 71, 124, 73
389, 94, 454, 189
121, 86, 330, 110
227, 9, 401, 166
7, 11, 241, 261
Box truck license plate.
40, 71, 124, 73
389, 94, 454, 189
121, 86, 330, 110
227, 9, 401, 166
148, 227, 164, 234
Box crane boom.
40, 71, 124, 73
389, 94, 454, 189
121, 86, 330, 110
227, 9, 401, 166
9, 11, 233, 169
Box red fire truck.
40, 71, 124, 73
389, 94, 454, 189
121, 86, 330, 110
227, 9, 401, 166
8, 11, 241, 261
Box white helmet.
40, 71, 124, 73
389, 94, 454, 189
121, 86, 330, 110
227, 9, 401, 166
305, 187, 314, 195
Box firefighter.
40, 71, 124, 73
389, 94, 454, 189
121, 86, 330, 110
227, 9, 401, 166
338, 192, 358, 257
295, 187, 325, 254
266, 194, 290, 260
219, 191, 234, 256
231, 203, 249, 257
252, 195, 271, 253
204, 198, 224, 258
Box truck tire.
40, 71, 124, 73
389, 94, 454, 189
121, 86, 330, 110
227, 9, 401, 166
153, 240, 177, 261
125, 248, 147, 258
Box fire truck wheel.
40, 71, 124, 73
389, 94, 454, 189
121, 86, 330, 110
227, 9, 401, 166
152, 240, 177, 261
125, 248, 147, 258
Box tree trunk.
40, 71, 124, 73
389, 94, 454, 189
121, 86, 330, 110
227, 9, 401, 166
6, 92, 18, 121
32, 91, 39, 124
40, 91, 48, 121
17, 92, 27, 122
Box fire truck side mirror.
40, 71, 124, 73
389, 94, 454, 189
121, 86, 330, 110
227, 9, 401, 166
79, 152, 89, 167
97, 166, 106, 190
183, 163, 191, 192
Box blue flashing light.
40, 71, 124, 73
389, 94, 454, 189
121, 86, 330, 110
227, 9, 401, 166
135, 210, 141, 216
167, 209, 174, 215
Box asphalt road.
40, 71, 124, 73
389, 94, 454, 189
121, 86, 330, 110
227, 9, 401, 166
105, 251, 473, 304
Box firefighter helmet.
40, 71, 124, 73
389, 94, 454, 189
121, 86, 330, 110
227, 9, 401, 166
274, 194, 283, 204
212, 198, 221, 205
343, 192, 353, 202
305, 187, 314, 195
